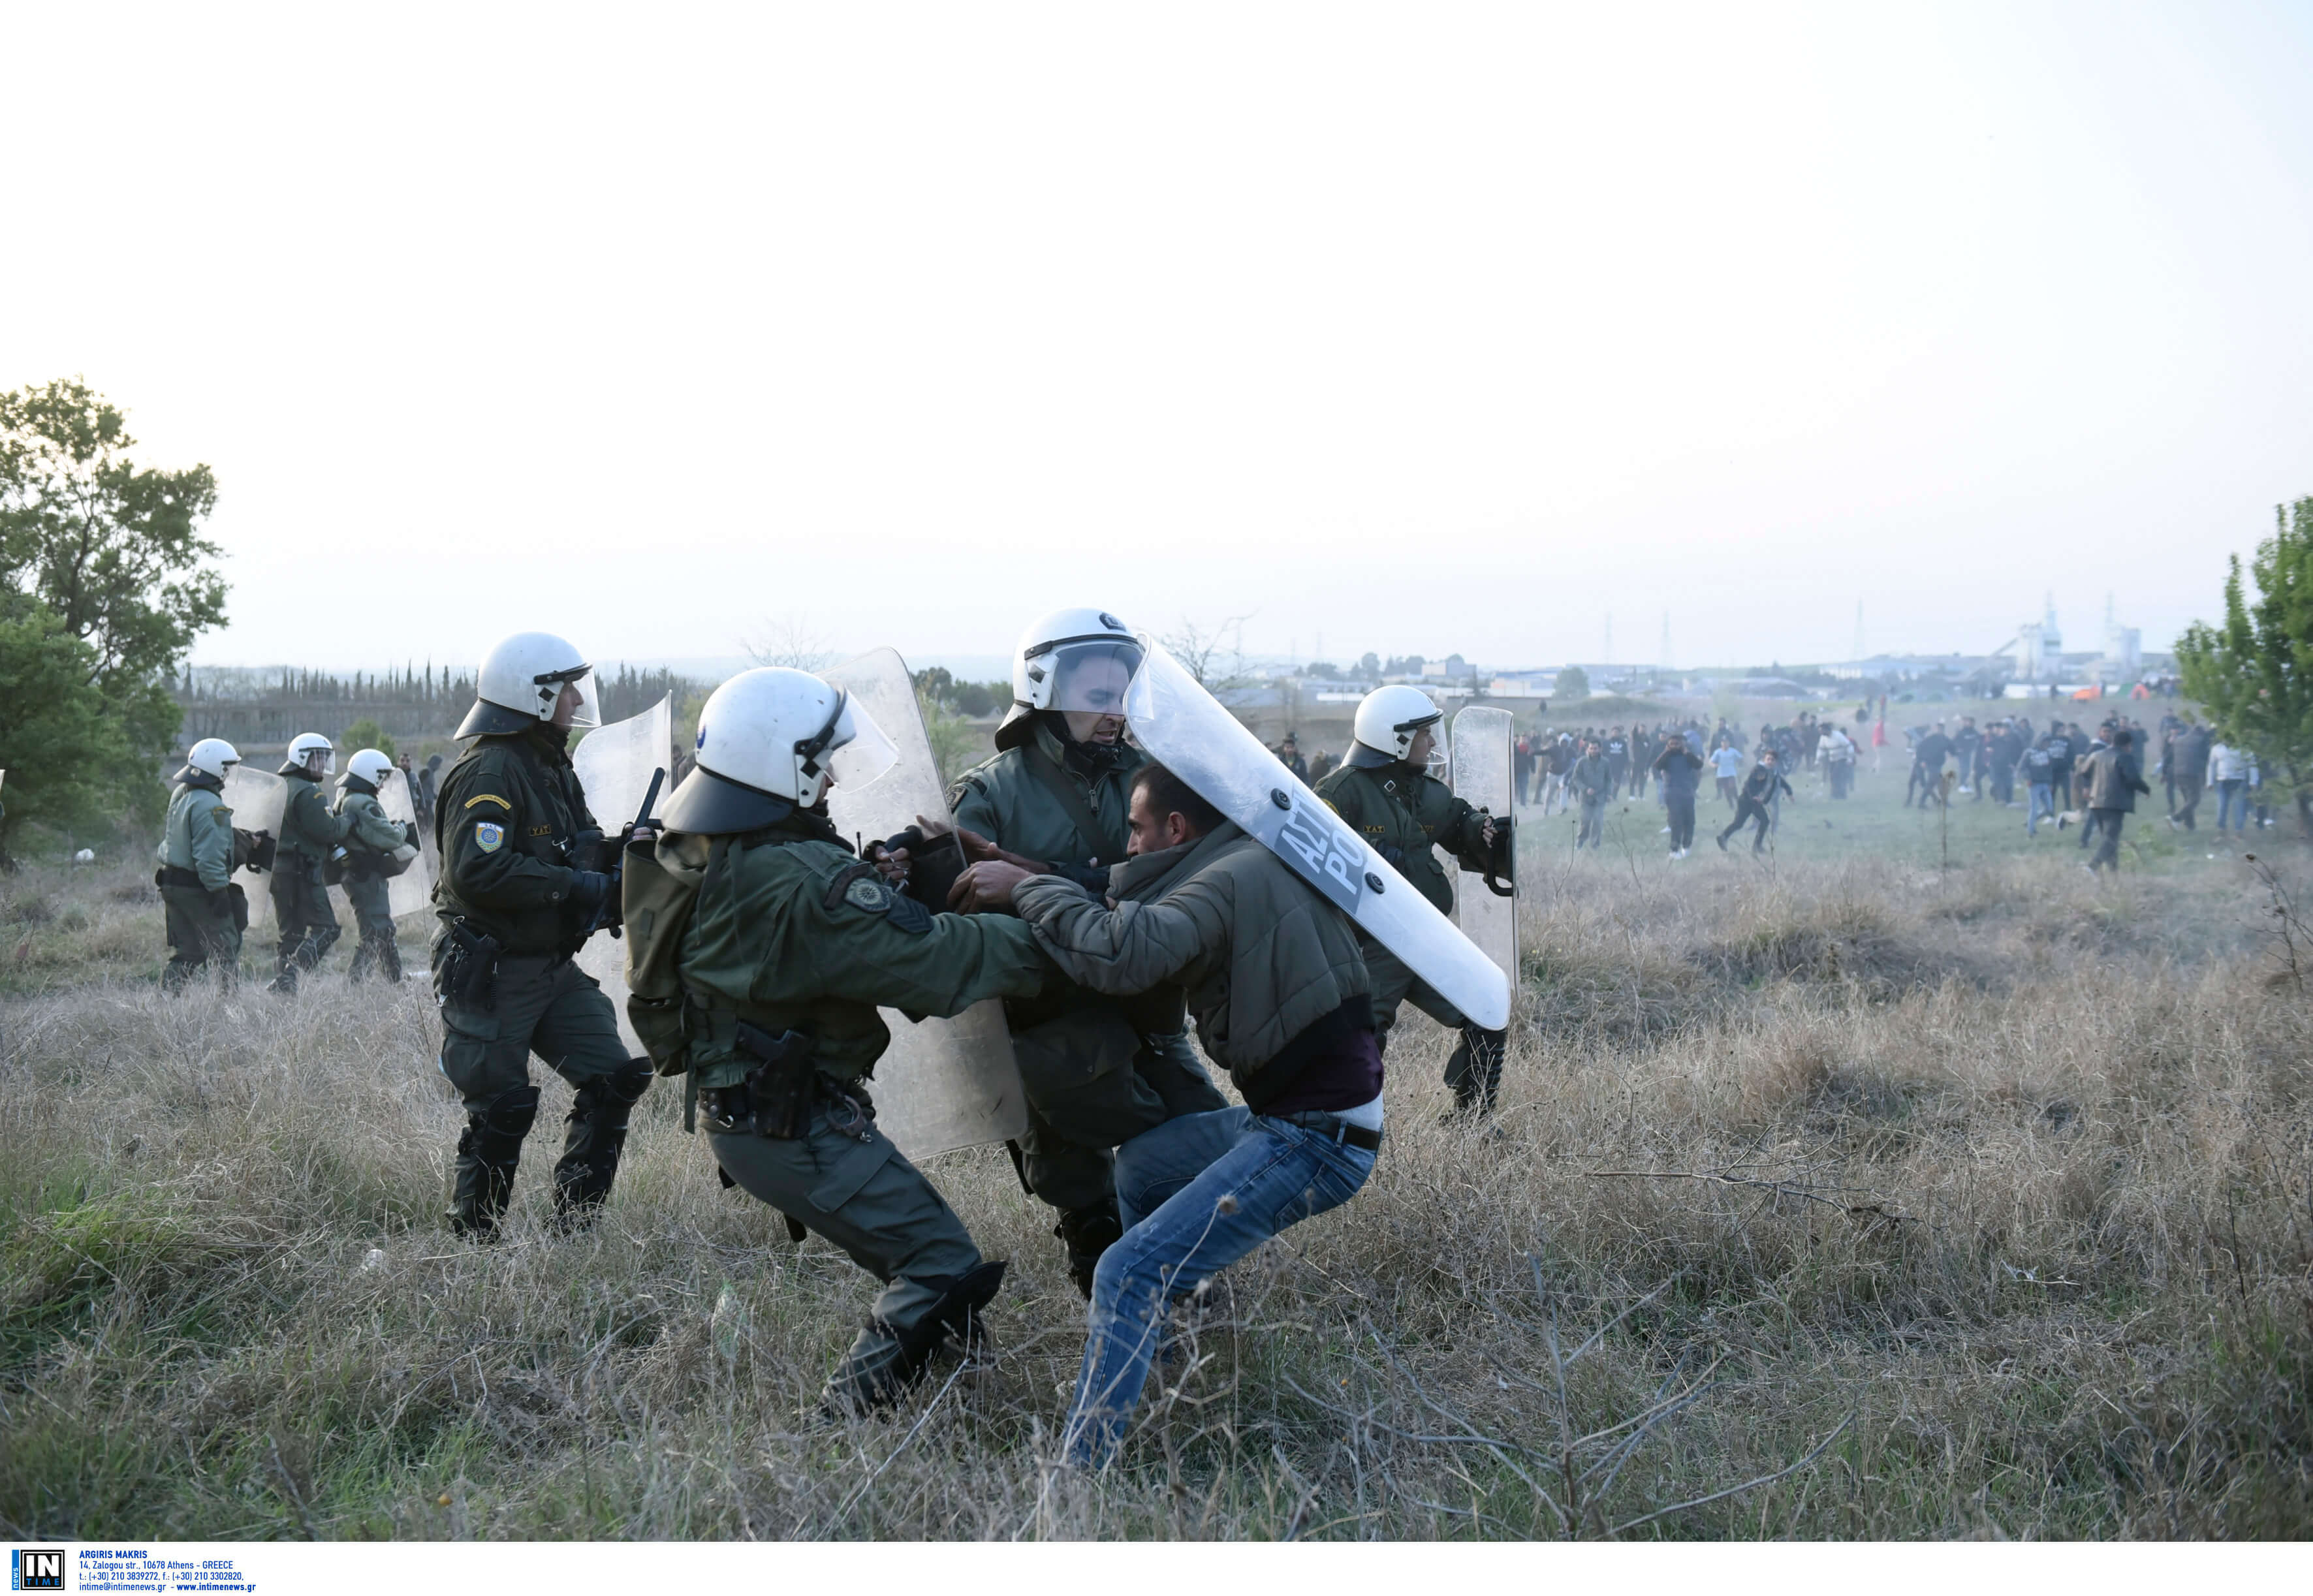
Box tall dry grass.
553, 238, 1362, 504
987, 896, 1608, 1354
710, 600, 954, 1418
1, 849, 2308, 1539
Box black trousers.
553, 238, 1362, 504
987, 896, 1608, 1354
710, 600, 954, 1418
1666, 792, 1696, 851
1719, 798, 1770, 851
2089, 809, 2127, 871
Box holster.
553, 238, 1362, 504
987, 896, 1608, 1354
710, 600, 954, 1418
713, 1020, 819, 1140
444, 920, 503, 1012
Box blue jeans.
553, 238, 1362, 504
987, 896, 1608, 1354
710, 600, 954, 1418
2026, 781, 2053, 836
1062, 1108, 1377, 1467
2216, 779, 2248, 831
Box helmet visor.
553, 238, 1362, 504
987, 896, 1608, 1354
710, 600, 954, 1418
1043, 638, 1143, 716
540, 666, 601, 730
823, 695, 901, 793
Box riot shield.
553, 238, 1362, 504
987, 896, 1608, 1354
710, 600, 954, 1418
221, 765, 288, 930
1124, 642, 1511, 1030
572, 696, 672, 1058
824, 648, 1027, 1161
1450, 706, 1518, 992
377, 768, 433, 919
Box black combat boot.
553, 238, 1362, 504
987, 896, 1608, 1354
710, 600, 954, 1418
348, 930, 403, 984
550, 1060, 653, 1231
1054, 1202, 1124, 1299
822, 1261, 1007, 1416
1443, 1025, 1507, 1120
447, 1085, 541, 1239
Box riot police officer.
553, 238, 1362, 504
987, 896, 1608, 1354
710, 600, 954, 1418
941, 608, 1227, 1294
268, 732, 351, 994
1315, 684, 1511, 1117
431, 632, 652, 1238
334, 747, 418, 982
623, 667, 1051, 1412
157, 737, 247, 990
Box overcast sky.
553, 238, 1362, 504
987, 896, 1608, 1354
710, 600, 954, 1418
7, 3, 2309, 677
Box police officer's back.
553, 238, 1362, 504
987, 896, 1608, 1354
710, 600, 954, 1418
334, 747, 418, 983
157, 738, 249, 990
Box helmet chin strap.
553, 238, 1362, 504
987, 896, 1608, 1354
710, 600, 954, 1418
1045, 711, 1129, 771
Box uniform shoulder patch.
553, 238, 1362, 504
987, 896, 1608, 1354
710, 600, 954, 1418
465, 793, 513, 810
475, 821, 505, 853
823, 859, 881, 911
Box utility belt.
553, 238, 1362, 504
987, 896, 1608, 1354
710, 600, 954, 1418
155, 864, 208, 891
1270, 1109, 1382, 1153
699, 1021, 874, 1142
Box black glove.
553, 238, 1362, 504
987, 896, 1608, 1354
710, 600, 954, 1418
208, 887, 234, 918
401, 821, 421, 851
567, 870, 612, 921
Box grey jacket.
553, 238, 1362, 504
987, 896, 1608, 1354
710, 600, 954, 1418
1011, 821, 1370, 1103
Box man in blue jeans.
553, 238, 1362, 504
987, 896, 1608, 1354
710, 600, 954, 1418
956, 761, 1380, 1468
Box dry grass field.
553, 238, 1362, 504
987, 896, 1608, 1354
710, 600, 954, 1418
3, 766, 2308, 1539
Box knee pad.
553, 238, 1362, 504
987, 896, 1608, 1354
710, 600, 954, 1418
915, 1259, 1008, 1350
606, 1057, 655, 1106
479, 1085, 542, 1139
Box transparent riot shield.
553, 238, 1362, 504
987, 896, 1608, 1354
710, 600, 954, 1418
1451, 706, 1518, 991
221, 765, 288, 930
1125, 642, 1511, 1029
824, 648, 1027, 1161
376, 768, 433, 919
572, 696, 672, 1058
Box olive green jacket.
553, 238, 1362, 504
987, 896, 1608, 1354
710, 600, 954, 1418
654, 816, 1050, 1089
432, 728, 598, 955
159, 773, 235, 891
1012, 821, 1369, 1097
948, 720, 1140, 888
334, 781, 409, 856
275, 769, 353, 865
1312, 761, 1490, 915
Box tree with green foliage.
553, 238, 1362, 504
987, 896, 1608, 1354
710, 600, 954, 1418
1556, 663, 1590, 702
341, 717, 396, 760
2175, 496, 2313, 835
0, 598, 136, 866
0, 380, 227, 856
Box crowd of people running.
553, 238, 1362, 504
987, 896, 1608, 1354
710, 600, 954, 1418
1301, 702, 2273, 875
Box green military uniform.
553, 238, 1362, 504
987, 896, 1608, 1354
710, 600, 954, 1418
432, 723, 650, 1235
268, 764, 351, 992
947, 716, 1227, 1287
637, 808, 1049, 1409
1315, 757, 1506, 1112
334, 775, 414, 982
156, 769, 244, 989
